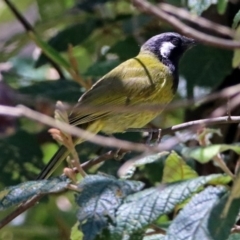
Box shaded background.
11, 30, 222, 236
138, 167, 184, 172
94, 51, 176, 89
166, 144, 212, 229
0, 0, 240, 239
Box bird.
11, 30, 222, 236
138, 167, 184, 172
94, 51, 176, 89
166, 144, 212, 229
36, 32, 195, 180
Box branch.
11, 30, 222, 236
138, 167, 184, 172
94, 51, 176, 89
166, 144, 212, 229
132, 0, 240, 49
0, 105, 178, 153
0, 149, 123, 229
161, 116, 240, 135
159, 3, 234, 37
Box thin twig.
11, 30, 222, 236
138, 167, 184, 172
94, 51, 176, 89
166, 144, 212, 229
128, 116, 240, 136
132, 0, 240, 49
159, 3, 234, 37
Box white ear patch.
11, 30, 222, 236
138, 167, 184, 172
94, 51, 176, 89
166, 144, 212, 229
160, 42, 175, 58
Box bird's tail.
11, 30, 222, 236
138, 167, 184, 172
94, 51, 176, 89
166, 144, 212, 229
36, 145, 70, 180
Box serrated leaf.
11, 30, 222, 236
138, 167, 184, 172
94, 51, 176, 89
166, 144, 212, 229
119, 152, 168, 179
162, 151, 198, 183
0, 176, 70, 210
166, 186, 227, 240
232, 10, 240, 28
110, 174, 225, 239
36, 19, 101, 67
185, 144, 240, 163
70, 222, 83, 240
217, 0, 228, 15
75, 174, 144, 240
180, 45, 232, 95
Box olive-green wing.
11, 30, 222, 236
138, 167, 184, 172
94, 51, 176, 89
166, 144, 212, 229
69, 55, 169, 126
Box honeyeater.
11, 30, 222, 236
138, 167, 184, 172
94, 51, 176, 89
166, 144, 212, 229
36, 32, 195, 180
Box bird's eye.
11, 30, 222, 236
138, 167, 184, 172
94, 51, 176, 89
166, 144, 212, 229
171, 38, 180, 46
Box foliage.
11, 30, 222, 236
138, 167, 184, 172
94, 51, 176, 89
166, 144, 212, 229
1, 0, 240, 239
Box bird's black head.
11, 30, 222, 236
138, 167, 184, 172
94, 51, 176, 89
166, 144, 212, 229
141, 32, 195, 67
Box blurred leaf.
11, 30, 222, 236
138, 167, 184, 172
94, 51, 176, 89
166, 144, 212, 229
228, 234, 240, 240
0, 0, 35, 22
0, 176, 70, 210
162, 151, 198, 183
232, 10, 240, 28
76, 0, 114, 12
19, 80, 83, 102
188, 0, 217, 15
84, 59, 121, 77
217, 0, 228, 15
70, 222, 83, 240
166, 186, 227, 240
36, 0, 72, 20
232, 26, 240, 68
180, 45, 232, 95
143, 234, 166, 240
119, 152, 168, 179
110, 174, 225, 239
121, 14, 152, 35
75, 174, 144, 240
0, 130, 43, 185
208, 191, 240, 240
108, 37, 139, 60
36, 19, 102, 67
221, 168, 240, 219
28, 32, 71, 70
184, 144, 240, 163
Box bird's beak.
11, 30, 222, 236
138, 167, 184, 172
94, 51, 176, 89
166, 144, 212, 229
182, 36, 196, 49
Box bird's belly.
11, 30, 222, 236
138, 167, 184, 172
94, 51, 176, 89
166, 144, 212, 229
101, 111, 161, 134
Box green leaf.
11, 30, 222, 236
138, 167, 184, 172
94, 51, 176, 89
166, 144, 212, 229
217, 0, 228, 15
180, 45, 233, 96
166, 186, 227, 240
143, 234, 166, 240
110, 174, 225, 239
228, 234, 240, 240
0, 176, 70, 210
36, 0, 70, 20
188, 0, 217, 15
232, 10, 240, 28
232, 26, 240, 68
221, 168, 240, 219
75, 174, 144, 240
70, 222, 84, 240
76, 0, 115, 12
36, 19, 102, 67
119, 152, 168, 179
0, 130, 43, 185
84, 59, 121, 78
19, 80, 83, 102
208, 193, 240, 240
108, 37, 139, 61
28, 32, 71, 70
184, 144, 240, 163
162, 151, 198, 183
0, 0, 35, 22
